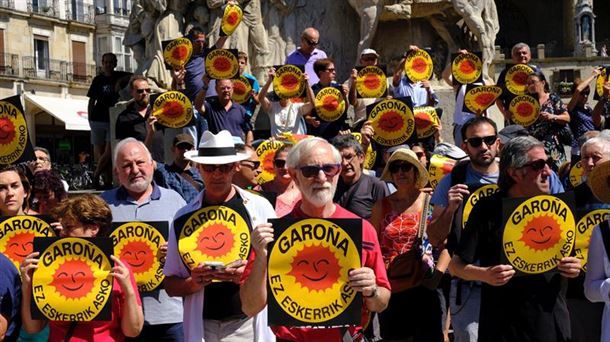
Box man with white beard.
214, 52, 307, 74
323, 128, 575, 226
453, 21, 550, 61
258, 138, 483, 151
101, 138, 186, 341
240, 137, 391, 341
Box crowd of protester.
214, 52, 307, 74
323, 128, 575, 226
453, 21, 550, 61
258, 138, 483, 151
2, 24, 610, 342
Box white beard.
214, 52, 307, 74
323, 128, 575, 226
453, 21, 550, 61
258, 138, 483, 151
301, 181, 336, 207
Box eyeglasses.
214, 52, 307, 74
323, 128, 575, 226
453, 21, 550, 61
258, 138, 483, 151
299, 164, 341, 178
324, 68, 336, 73
200, 164, 234, 173
136, 88, 152, 94
303, 37, 319, 46
464, 135, 497, 148
389, 162, 414, 174
273, 159, 287, 168
240, 160, 261, 170
520, 159, 554, 171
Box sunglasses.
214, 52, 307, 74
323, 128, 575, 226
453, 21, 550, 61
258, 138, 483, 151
176, 143, 193, 150
464, 135, 497, 148
389, 162, 414, 174
520, 159, 554, 171
136, 88, 152, 94
299, 164, 341, 178
274, 159, 287, 168
240, 160, 261, 170
200, 164, 234, 173
303, 37, 319, 46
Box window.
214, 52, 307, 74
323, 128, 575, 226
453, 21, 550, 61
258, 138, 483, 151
72, 41, 86, 82
113, 0, 129, 15
34, 36, 49, 78
71, 0, 84, 21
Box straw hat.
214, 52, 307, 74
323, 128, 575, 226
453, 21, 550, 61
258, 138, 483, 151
380, 148, 429, 188
587, 159, 610, 203
184, 130, 250, 165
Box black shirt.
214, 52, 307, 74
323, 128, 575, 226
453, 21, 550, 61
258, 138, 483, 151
115, 102, 150, 141
87, 73, 123, 122
334, 174, 388, 220
457, 191, 571, 342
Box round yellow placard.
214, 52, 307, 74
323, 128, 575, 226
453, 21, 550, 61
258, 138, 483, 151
505, 64, 534, 95
452, 53, 482, 84
256, 139, 284, 184
464, 86, 503, 115
0, 215, 54, 270
273, 65, 304, 99
178, 206, 250, 269
462, 184, 499, 229
221, 3, 243, 36
503, 195, 575, 274
205, 49, 239, 79
152, 91, 193, 128
413, 106, 440, 139
368, 99, 414, 146
315, 87, 345, 122
268, 219, 360, 323
569, 160, 585, 188
232, 75, 253, 104
351, 132, 376, 170
595, 68, 607, 99
163, 37, 193, 69
0, 99, 28, 164
404, 50, 433, 82
32, 238, 112, 321
356, 66, 387, 98
575, 209, 610, 272
110, 222, 166, 292
428, 155, 457, 190
509, 95, 540, 127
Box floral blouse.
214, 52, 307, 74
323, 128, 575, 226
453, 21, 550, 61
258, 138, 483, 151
527, 93, 570, 170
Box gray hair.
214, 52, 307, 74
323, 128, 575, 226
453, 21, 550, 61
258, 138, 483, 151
498, 136, 544, 191
113, 138, 153, 166
331, 134, 364, 155
286, 137, 341, 169
581, 136, 610, 157
600, 129, 610, 140
511, 42, 531, 56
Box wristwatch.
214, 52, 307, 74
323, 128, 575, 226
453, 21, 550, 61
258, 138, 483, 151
363, 285, 378, 298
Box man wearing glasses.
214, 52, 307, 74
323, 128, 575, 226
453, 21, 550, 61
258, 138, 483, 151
116, 75, 155, 147
450, 136, 581, 342
233, 144, 262, 191
241, 137, 391, 341
285, 27, 327, 85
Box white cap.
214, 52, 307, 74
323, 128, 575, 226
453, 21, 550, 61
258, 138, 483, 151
361, 48, 379, 57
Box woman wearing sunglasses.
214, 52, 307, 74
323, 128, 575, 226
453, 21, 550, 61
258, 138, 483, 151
567, 67, 604, 161
525, 70, 571, 171
261, 145, 301, 217
370, 149, 443, 342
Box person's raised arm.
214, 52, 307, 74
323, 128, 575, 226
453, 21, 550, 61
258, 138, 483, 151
567, 67, 602, 111
258, 68, 274, 113
302, 73, 316, 113
349, 68, 358, 106
194, 75, 211, 114
111, 256, 144, 338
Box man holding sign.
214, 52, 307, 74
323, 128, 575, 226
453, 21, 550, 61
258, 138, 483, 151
451, 136, 581, 342
240, 137, 390, 341
164, 130, 276, 342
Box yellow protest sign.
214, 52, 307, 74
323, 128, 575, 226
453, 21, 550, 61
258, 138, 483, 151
221, 3, 243, 36
205, 49, 239, 79
451, 52, 482, 84
574, 209, 610, 271
152, 91, 193, 128
32, 237, 113, 321
509, 95, 540, 127
462, 185, 499, 229
267, 218, 362, 327
428, 155, 457, 190
413, 106, 440, 139
110, 222, 168, 292
315, 87, 346, 122
0, 215, 55, 270
163, 37, 193, 69
273, 65, 304, 99
176, 206, 251, 269
463, 85, 502, 115
0, 97, 29, 165
503, 195, 575, 274
232, 75, 253, 104
569, 161, 585, 188
256, 139, 284, 184
351, 132, 376, 170
404, 49, 433, 82
505, 64, 534, 95
367, 99, 414, 146
356, 66, 387, 98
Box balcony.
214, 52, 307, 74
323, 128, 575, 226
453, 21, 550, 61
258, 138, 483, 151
67, 62, 96, 83
0, 53, 19, 77
0, 0, 15, 9
27, 1, 60, 18
66, 1, 95, 24
22, 56, 67, 82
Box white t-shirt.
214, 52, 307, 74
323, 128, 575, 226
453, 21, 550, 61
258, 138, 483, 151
268, 101, 309, 137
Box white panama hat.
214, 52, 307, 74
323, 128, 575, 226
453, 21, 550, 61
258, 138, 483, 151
184, 130, 250, 165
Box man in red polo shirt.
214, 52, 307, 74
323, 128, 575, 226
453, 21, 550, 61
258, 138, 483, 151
240, 137, 390, 341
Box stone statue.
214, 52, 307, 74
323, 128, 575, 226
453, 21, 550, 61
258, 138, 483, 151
263, 0, 298, 67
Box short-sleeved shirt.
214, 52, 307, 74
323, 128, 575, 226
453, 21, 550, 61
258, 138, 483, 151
243, 203, 390, 342
240, 73, 260, 117
101, 184, 186, 326
334, 174, 388, 220
267, 101, 308, 137
0, 253, 20, 342
87, 73, 122, 122
184, 54, 205, 102
285, 48, 328, 86
115, 103, 149, 142
203, 97, 252, 140
392, 80, 439, 107
569, 105, 596, 153
153, 162, 204, 204
49, 274, 141, 342
456, 191, 571, 342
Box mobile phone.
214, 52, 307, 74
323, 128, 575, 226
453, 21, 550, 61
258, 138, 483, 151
204, 261, 225, 270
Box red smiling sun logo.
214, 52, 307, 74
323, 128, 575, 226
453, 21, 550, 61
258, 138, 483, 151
322, 95, 339, 112
411, 58, 427, 73
516, 103, 533, 117
227, 11, 239, 26
281, 74, 299, 90
378, 111, 404, 132
415, 112, 432, 130
50, 259, 95, 299
0, 117, 15, 145
213, 57, 231, 72
120, 240, 154, 274
163, 101, 183, 118
459, 60, 475, 74
363, 75, 380, 90
233, 81, 246, 96
196, 223, 234, 257
172, 46, 188, 61
4, 231, 35, 263
519, 215, 562, 251
262, 152, 275, 174
287, 244, 341, 292
513, 71, 528, 85
475, 93, 496, 107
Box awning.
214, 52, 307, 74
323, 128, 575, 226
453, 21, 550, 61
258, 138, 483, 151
24, 94, 90, 131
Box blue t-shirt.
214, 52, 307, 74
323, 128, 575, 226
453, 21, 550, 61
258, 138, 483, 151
430, 163, 498, 207
203, 97, 252, 140
0, 253, 21, 342
241, 73, 260, 118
